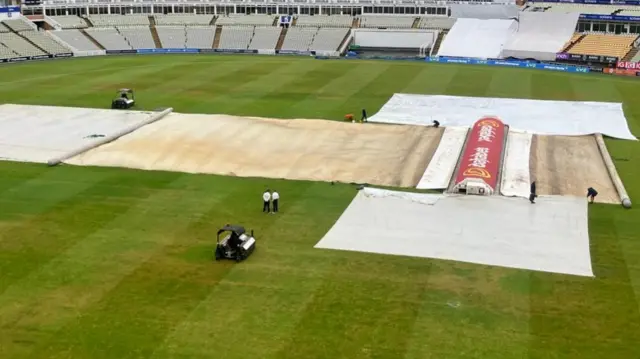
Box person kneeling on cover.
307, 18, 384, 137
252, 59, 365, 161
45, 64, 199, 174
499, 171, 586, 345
529, 181, 537, 204
587, 187, 598, 203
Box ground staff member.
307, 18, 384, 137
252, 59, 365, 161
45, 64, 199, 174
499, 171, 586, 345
263, 189, 271, 213
272, 190, 280, 213
529, 181, 537, 204
587, 187, 598, 203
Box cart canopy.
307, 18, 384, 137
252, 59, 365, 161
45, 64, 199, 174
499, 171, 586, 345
217, 225, 245, 236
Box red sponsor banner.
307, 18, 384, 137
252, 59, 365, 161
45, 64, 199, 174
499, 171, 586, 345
454, 117, 506, 191
617, 61, 640, 69
604, 67, 639, 77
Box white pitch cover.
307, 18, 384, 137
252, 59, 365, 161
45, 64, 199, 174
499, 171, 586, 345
0, 104, 154, 163
501, 131, 533, 198
316, 188, 594, 277
416, 126, 467, 189
368, 94, 636, 140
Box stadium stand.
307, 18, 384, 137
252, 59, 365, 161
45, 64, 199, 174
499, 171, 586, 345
85, 27, 132, 50
2, 18, 36, 32
449, 3, 520, 19
561, 33, 583, 51
310, 28, 349, 51
502, 12, 579, 61
21, 31, 71, 54
618, 8, 640, 16
0, 32, 46, 56
50, 16, 88, 29
437, 18, 516, 59
186, 27, 215, 49
529, 3, 618, 14
215, 15, 274, 26
88, 15, 150, 27
118, 27, 155, 49
156, 27, 186, 48
353, 29, 436, 50
218, 26, 254, 49
417, 17, 457, 30
295, 15, 353, 28
154, 15, 214, 26
247, 26, 281, 50
359, 16, 415, 29
52, 29, 101, 51
568, 34, 637, 58
280, 27, 317, 51
0, 43, 18, 60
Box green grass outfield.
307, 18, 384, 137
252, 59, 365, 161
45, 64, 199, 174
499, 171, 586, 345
1, 55, 640, 359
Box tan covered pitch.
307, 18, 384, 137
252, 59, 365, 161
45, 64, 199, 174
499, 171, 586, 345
530, 135, 619, 204
67, 113, 443, 187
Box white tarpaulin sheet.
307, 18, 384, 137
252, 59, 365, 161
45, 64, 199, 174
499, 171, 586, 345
368, 94, 636, 140
501, 12, 579, 61
437, 19, 517, 59
416, 126, 467, 189
501, 132, 533, 198
0, 104, 155, 163
316, 188, 593, 277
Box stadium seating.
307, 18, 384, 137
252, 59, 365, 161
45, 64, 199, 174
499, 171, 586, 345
156, 27, 186, 48
0, 32, 46, 56
417, 17, 456, 30
309, 28, 349, 51
354, 29, 436, 50
247, 27, 281, 50
568, 34, 637, 58
531, 3, 618, 15
296, 15, 353, 28
118, 27, 155, 49
561, 33, 583, 52
280, 27, 317, 51
618, 8, 640, 16
186, 27, 215, 49
52, 29, 102, 51
0, 43, 18, 60
216, 15, 274, 26
50, 16, 88, 29
2, 18, 36, 32
359, 16, 414, 29
218, 26, 253, 49
154, 15, 213, 26
88, 15, 150, 27
20, 31, 71, 54
85, 27, 132, 50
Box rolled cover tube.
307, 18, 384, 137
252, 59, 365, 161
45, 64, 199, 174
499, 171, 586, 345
46, 107, 173, 166
594, 133, 631, 208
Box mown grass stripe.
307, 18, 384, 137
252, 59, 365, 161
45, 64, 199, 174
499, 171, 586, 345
0, 170, 182, 294
149, 181, 354, 359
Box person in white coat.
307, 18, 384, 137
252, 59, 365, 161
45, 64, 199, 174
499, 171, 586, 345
271, 190, 280, 213
262, 189, 271, 213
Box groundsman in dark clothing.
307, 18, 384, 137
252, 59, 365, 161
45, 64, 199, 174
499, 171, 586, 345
587, 187, 598, 203
529, 181, 537, 204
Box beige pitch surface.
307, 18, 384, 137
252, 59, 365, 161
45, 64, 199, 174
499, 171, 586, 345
530, 135, 619, 204
67, 113, 443, 187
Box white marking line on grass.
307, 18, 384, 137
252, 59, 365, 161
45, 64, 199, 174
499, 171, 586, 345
501, 131, 532, 198
417, 126, 467, 189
